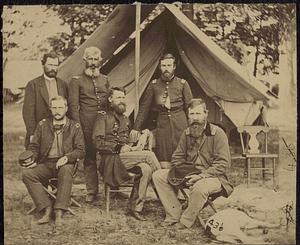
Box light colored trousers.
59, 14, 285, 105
119, 150, 161, 212
152, 169, 222, 228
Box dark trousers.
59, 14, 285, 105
22, 159, 75, 212
82, 130, 98, 196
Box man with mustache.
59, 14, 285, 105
131, 53, 193, 168
22, 96, 85, 226
68, 46, 110, 203
93, 87, 161, 221
22, 52, 68, 149
152, 98, 233, 229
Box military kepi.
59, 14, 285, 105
19, 150, 36, 168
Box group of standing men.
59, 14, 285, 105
21, 46, 232, 229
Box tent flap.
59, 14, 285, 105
107, 16, 167, 116
57, 4, 155, 82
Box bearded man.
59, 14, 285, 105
68, 46, 110, 203
152, 98, 233, 229
22, 96, 85, 226
22, 52, 68, 149
131, 53, 193, 168
93, 87, 161, 221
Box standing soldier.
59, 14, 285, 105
68, 47, 110, 203
132, 53, 193, 167
22, 52, 68, 149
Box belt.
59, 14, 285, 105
46, 157, 60, 162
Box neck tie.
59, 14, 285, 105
54, 124, 64, 131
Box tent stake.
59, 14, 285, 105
134, 2, 141, 120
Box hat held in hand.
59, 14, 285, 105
167, 163, 202, 189
19, 150, 37, 168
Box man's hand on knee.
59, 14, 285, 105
185, 174, 207, 187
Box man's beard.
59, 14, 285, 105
85, 66, 100, 77
111, 102, 126, 115
45, 69, 57, 78
189, 120, 206, 138
161, 70, 174, 81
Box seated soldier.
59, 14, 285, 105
93, 87, 161, 221
152, 98, 233, 229
21, 96, 85, 226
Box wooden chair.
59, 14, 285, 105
104, 168, 159, 215
236, 126, 278, 188
27, 161, 81, 215
104, 168, 138, 215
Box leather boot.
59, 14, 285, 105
37, 206, 52, 224
128, 176, 146, 221
54, 209, 63, 227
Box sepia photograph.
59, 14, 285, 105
3, 3, 297, 245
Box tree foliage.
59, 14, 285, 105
47, 5, 115, 59
194, 3, 296, 77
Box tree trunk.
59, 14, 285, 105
253, 43, 260, 77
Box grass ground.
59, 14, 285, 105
3, 103, 296, 245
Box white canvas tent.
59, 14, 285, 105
57, 4, 277, 134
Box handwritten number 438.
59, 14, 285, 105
208, 219, 224, 231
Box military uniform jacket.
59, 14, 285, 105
22, 75, 69, 137
92, 111, 131, 186
92, 110, 131, 154
68, 73, 110, 130
133, 76, 193, 130
28, 118, 85, 164
171, 123, 233, 197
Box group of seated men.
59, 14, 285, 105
19, 47, 233, 230
20, 89, 233, 229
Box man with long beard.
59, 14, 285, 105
152, 98, 233, 229
68, 47, 110, 203
23, 52, 68, 149
131, 53, 193, 168
93, 87, 161, 221
22, 96, 85, 226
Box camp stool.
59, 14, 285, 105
180, 189, 222, 228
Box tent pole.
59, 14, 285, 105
134, 2, 141, 121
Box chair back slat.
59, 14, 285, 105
237, 126, 273, 154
